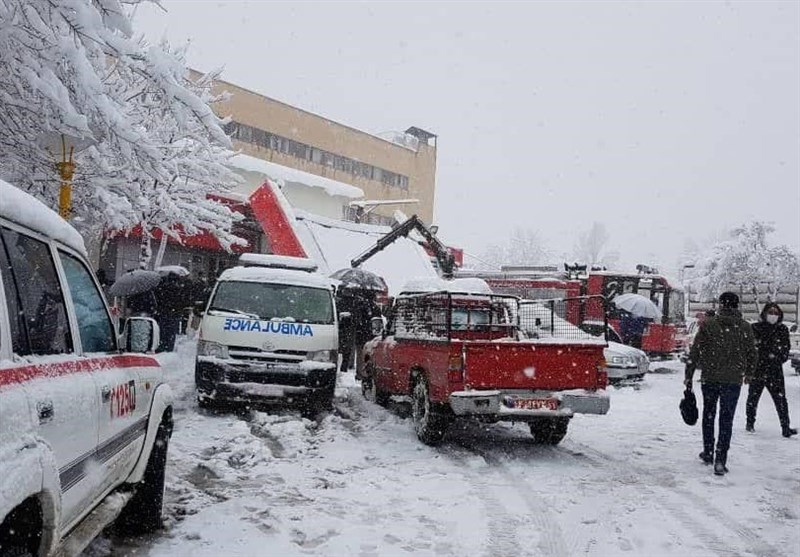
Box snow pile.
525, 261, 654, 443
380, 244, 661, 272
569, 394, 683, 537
230, 154, 364, 199
292, 211, 438, 295
0, 178, 86, 255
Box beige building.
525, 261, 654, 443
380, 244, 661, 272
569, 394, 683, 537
210, 77, 438, 224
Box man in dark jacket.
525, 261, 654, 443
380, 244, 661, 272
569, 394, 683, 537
746, 302, 796, 437
685, 292, 757, 475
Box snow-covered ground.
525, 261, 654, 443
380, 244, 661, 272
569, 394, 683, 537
87, 340, 800, 557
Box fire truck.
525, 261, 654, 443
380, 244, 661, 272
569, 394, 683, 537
457, 265, 687, 358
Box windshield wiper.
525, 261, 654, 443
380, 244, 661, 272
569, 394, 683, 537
207, 307, 261, 320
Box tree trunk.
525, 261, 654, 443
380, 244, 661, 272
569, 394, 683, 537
153, 233, 168, 269
751, 285, 761, 315
138, 228, 152, 270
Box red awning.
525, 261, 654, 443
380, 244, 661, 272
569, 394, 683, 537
248, 181, 307, 258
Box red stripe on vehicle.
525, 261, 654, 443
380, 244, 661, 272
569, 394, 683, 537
0, 355, 159, 388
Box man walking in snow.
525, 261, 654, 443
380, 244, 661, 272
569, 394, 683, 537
746, 302, 797, 437
684, 291, 757, 475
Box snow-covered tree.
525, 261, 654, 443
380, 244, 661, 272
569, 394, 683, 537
685, 221, 800, 312
573, 222, 619, 269
0, 0, 243, 267
478, 228, 551, 270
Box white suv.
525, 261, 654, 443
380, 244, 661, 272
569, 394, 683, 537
0, 180, 173, 557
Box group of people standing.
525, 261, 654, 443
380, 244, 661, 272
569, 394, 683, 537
684, 292, 796, 476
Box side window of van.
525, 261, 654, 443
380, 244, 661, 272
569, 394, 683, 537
59, 251, 116, 353
0, 234, 27, 354
0, 228, 72, 355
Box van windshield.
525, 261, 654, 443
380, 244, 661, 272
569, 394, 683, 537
209, 281, 334, 325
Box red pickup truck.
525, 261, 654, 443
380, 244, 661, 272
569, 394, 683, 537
363, 287, 610, 445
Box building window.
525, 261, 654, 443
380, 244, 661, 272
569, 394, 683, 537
226, 120, 409, 188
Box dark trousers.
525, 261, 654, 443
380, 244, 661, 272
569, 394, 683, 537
339, 339, 354, 372
701, 383, 741, 463
157, 315, 179, 352
746, 374, 790, 430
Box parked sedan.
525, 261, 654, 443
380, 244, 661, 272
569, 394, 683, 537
605, 341, 650, 381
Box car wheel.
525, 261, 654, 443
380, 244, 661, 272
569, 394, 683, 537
529, 417, 570, 445
411, 375, 450, 446
116, 417, 171, 535
362, 364, 389, 405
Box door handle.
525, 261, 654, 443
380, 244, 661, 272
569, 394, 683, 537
101, 385, 111, 403
37, 400, 54, 423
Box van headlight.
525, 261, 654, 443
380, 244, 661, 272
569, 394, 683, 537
610, 355, 635, 366
307, 350, 336, 363
198, 340, 229, 359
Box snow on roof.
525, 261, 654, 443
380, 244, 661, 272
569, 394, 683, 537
401, 277, 494, 295
0, 179, 86, 255
239, 253, 318, 272
292, 210, 438, 295
229, 154, 364, 199
218, 266, 336, 290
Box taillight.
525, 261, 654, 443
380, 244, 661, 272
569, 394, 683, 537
596, 358, 608, 389
448, 352, 464, 383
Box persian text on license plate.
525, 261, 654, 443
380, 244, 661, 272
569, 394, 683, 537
515, 398, 558, 410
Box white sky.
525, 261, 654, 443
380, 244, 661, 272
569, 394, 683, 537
135, 1, 800, 275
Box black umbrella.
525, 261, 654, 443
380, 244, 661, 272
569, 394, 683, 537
108, 269, 161, 297
330, 267, 387, 292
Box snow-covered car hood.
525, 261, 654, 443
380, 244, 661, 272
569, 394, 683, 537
605, 341, 646, 360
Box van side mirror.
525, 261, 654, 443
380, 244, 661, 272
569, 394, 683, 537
370, 316, 384, 336
193, 300, 206, 316
122, 317, 160, 353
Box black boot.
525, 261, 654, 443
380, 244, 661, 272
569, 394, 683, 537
745, 422, 754, 433
698, 451, 713, 465
782, 427, 798, 438
714, 452, 728, 476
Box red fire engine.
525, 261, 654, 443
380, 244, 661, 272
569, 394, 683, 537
457, 265, 687, 358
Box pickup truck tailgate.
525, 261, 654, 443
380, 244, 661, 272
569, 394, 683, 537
463, 341, 604, 391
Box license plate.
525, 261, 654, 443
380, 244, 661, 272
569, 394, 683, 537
514, 398, 558, 410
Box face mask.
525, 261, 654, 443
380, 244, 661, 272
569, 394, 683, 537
766, 314, 779, 325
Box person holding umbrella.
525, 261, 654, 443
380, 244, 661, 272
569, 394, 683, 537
331, 268, 385, 378
153, 266, 191, 352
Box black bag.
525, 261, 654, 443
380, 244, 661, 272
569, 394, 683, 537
680, 388, 698, 426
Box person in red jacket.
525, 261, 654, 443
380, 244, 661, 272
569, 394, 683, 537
746, 302, 797, 437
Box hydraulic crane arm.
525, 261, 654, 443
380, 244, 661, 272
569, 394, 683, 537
350, 215, 456, 278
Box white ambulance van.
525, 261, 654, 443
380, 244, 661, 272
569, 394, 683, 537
195, 254, 339, 417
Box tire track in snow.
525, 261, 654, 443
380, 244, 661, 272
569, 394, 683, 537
561, 442, 785, 557
447, 442, 570, 557
446, 449, 525, 557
